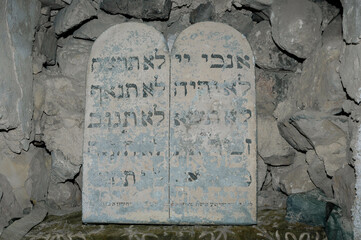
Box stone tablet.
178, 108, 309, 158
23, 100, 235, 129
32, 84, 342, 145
83, 23, 170, 223
83, 22, 256, 224
170, 22, 256, 224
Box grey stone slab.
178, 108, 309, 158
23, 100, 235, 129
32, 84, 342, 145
54, 0, 96, 36
0, 0, 40, 145
169, 22, 256, 224
83, 23, 170, 223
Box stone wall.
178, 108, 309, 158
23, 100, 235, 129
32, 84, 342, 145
0, 0, 360, 239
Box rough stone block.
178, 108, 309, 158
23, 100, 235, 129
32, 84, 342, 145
0, 0, 41, 148
54, 0, 96, 35
100, 0, 172, 20
340, 0, 361, 43
340, 43, 361, 104
73, 11, 127, 41
248, 21, 298, 71
286, 189, 328, 227
270, 0, 322, 59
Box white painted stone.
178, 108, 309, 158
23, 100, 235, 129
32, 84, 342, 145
83, 23, 170, 223
170, 22, 256, 224
83, 22, 256, 225
353, 123, 361, 239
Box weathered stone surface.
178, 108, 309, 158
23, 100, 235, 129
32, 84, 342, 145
326, 206, 354, 240
286, 189, 328, 226
25, 147, 51, 203
256, 70, 295, 116
270, 0, 322, 59
170, 22, 256, 224
39, 14, 50, 28
0, 202, 47, 240
41, 27, 57, 66
333, 165, 356, 220
258, 190, 287, 209
315, 140, 348, 177
189, 2, 215, 24
277, 120, 313, 152
100, 0, 172, 20
286, 28, 345, 114
83, 23, 170, 223
218, 9, 255, 37
340, 43, 361, 104
248, 21, 298, 71
34, 28, 46, 55
262, 170, 273, 189
290, 111, 348, 176
305, 150, 333, 197
0, 144, 49, 211
32, 27, 47, 74
39, 0, 66, 9
164, 7, 191, 39
51, 150, 80, 182
47, 181, 81, 210
258, 155, 268, 190
323, 15, 342, 45
312, 0, 340, 31
75, 167, 83, 190
57, 37, 92, 81
233, 0, 272, 10
272, 97, 297, 122
258, 115, 295, 166
50, 9, 58, 18
171, 0, 191, 8
54, 0, 97, 35
212, 0, 233, 17
0, 0, 40, 148
41, 6, 51, 15
271, 153, 316, 195
34, 70, 85, 167
0, 174, 22, 233
2, 128, 34, 154
146, 21, 168, 34
73, 11, 127, 41
256, 69, 277, 116
32, 54, 46, 75
343, 101, 361, 127
340, 0, 361, 43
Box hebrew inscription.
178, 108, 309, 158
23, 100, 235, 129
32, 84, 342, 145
170, 22, 256, 224
83, 23, 170, 223
83, 22, 256, 224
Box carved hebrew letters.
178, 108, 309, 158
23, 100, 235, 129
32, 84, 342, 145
83, 23, 170, 223
170, 22, 256, 224
83, 22, 256, 225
